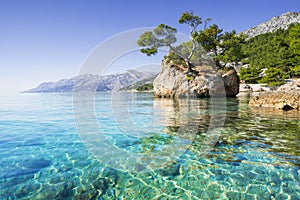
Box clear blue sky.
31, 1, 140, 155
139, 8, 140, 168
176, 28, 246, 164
0, 0, 299, 93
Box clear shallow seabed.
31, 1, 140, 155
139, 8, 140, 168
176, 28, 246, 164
0, 93, 299, 200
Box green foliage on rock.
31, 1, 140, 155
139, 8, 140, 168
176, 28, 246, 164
217, 31, 247, 65
137, 24, 177, 56
259, 68, 289, 86
136, 83, 153, 91
194, 25, 247, 68
239, 66, 261, 84
178, 11, 203, 31
138, 11, 247, 72
138, 11, 211, 72
291, 65, 300, 77
164, 41, 207, 67
240, 23, 300, 85
195, 24, 222, 55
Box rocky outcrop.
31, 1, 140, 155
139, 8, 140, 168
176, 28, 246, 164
239, 84, 272, 93
277, 79, 300, 91
249, 79, 300, 110
239, 84, 253, 92
153, 60, 239, 98
222, 69, 240, 97
243, 12, 300, 38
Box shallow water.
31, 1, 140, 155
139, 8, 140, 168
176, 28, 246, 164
0, 93, 299, 199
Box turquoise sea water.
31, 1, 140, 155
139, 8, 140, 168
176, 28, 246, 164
0, 93, 299, 199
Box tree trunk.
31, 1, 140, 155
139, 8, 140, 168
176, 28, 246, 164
185, 59, 194, 71
213, 48, 223, 69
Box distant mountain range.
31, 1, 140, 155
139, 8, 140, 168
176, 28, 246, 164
118, 75, 157, 92
24, 70, 157, 93
243, 12, 300, 38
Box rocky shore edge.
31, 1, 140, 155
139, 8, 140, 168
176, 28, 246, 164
246, 79, 300, 111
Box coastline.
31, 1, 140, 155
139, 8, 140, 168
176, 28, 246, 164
243, 79, 300, 111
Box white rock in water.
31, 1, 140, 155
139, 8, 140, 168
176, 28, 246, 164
153, 59, 240, 98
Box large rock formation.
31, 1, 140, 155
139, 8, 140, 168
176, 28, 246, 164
249, 79, 300, 110
153, 60, 240, 98
243, 12, 300, 38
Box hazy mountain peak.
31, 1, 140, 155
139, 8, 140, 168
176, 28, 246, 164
243, 11, 300, 38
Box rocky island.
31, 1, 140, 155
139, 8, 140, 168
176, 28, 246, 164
153, 59, 239, 98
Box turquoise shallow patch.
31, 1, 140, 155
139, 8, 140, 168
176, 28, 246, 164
0, 93, 299, 199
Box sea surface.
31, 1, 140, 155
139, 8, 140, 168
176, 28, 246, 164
0, 92, 299, 200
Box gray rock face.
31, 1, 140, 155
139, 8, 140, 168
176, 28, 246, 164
24, 70, 156, 93
243, 12, 300, 38
277, 79, 300, 92
153, 60, 239, 98
222, 69, 240, 97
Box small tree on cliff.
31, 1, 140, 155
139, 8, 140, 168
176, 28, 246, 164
137, 11, 210, 73
137, 11, 246, 72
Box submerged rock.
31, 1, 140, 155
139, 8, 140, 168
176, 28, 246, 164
153, 60, 239, 98
156, 163, 180, 177
249, 79, 300, 111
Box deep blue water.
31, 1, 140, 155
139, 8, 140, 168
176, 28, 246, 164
0, 93, 299, 199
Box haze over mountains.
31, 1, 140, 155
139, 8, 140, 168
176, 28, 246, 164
24, 70, 157, 93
